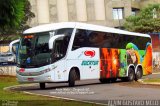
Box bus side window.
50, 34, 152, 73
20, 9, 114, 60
72, 29, 87, 50
101, 33, 114, 48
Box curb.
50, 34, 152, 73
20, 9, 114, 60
3, 84, 37, 91
4, 84, 107, 106
138, 79, 160, 85
152, 72, 160, 75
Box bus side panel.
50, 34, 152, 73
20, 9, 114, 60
119, 49, 128, 77
125, 42, 152, 76
100, 48, 120, 79
67, 48, 100, 80
142, 43, 152, 75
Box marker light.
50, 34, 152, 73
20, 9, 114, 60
24, 35, 34, 39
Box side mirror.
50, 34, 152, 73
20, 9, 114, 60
9, 39, 20, 54
49, 34, 65, 49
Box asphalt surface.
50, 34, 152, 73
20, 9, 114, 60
11, 74, 160, 105
142, 73, 160, 79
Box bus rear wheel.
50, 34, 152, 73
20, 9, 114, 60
39, 83, 45, 89
68, 69, 76, 87
99, 78, 110, 83
135, 67, 142, 81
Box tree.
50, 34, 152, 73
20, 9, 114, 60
0, 0, 24, 29
19, 0, 35, 32
124, 4, 160, 33
0, 0, 35, 43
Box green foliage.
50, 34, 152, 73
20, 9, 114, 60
124, 4, 160, 33
0, 0, 35, 43
0, 0, 25, 30
20, 0, 35, 32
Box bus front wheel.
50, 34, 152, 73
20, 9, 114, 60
39, 83, 45, 89
68, 69, 76, 87
127, 68, 135, 81
110, 78, 117, 82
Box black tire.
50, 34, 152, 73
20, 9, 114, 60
110, 78, 117, 82
39, 83, 45, 89
99, 78, 110, 83
135, 67, 143, 81
68, 69, 76, 87
127, 68, 135, 81
120, 77, 128, 82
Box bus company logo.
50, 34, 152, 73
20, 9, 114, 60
81, 60, 99, 66
84, 50, 95, 58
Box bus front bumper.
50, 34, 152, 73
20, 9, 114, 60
16, 72, 55, 83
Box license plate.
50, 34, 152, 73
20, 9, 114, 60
27, 78, 34, 81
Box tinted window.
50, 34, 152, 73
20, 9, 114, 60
51, 28, 73, 62
72, 29, 109, 50
55, 28, 73, 36
72, 29, 151, 50
117, 34, 151, 49
35, 32, 50, 54
18, 32, 51, 68
72, 29, 89, 50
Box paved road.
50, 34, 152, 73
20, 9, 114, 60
12, 75, 160, 105
142, 73, 160, 79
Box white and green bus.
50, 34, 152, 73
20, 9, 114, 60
16, 22, 152, 89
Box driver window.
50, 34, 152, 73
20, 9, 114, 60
51, 28, 73, 63
51, 37, 66, 63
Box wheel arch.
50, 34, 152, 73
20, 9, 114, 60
68, 67, 80, 81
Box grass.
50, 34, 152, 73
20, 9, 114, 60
0, 76, 101, 106
143, 78, 160, 83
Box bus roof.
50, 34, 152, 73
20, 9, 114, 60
23, 22, 76, 34
23, 22, 150, 38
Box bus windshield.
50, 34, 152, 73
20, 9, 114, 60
18, 28, 73, 68
18, 32, 51, 68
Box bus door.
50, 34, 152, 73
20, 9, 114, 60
80, 48, 100, 79
68, 47, 100, 80
51, 35, 67, 81
71, 29, 100, 79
